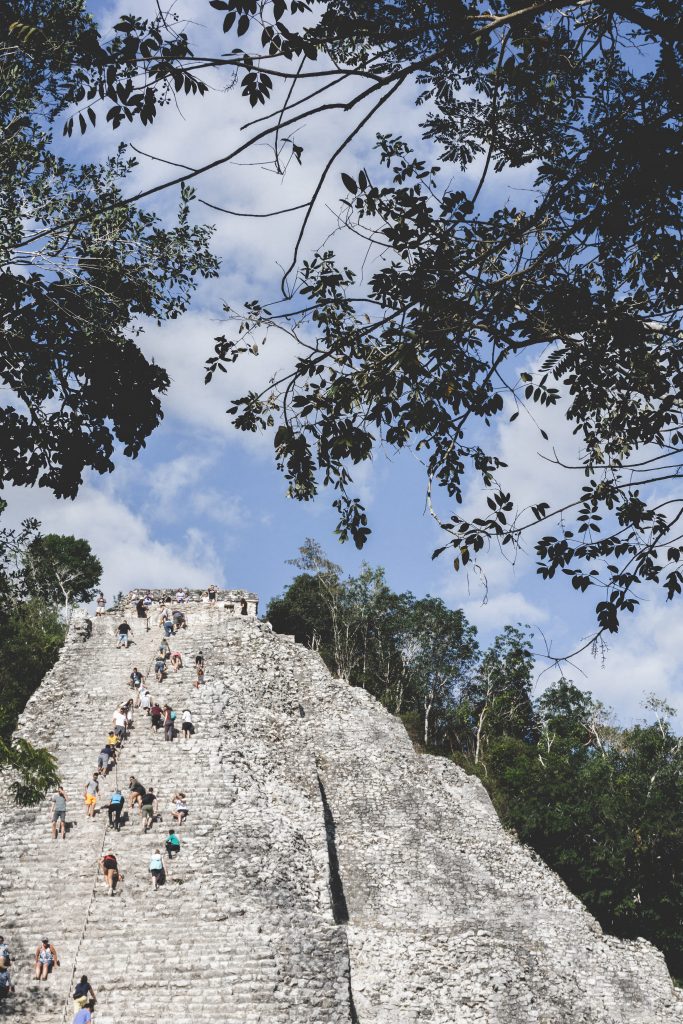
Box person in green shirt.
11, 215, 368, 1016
165, 830, 180, 859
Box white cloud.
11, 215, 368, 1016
2, 476, 233, 600
571, 597, 683, 724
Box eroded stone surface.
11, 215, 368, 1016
0, 602, 680, 1023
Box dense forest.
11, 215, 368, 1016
268, 540, 683, 981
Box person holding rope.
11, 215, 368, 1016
72, 975, 96, 1012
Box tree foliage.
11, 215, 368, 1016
269, 543, 683, 980
1, 0, 219, 497
39, 0, 681, 640
0, 502, 102, 803
26, 533, 102, 615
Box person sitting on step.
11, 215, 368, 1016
34, 938, 59, 981
165, 829, 181, 859
98, 851, 121, 896
171, 791, 188, 825
141, 787, 158, 833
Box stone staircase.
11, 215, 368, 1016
1, 601, 682, 1023
0, 607, 351, 1024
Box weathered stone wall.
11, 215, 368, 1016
0, 604, 681, 1024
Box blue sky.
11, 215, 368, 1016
6, 0, 683, 725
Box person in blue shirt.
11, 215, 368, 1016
72, 999, 95, 1023
108, 789, 124, 831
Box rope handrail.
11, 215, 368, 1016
59, 632, 159, 1024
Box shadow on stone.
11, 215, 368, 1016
317, 775, 349, 925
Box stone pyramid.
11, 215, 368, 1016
0, 595, 680, 1023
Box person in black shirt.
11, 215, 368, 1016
140, 788, 157, 833
116, 622, 132, 649
128, 776, 146, 813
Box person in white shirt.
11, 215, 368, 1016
181, 709, 194, 740
113, 707, 127, 739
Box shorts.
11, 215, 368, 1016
85, 793, 97, 806
150, 867, 163, 877
182, 722, 194, 734
142, 804, 153, 818
52, 809, 65, 823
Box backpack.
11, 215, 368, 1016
170, 711, 177, 721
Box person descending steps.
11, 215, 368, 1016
51, 786, 67, 840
